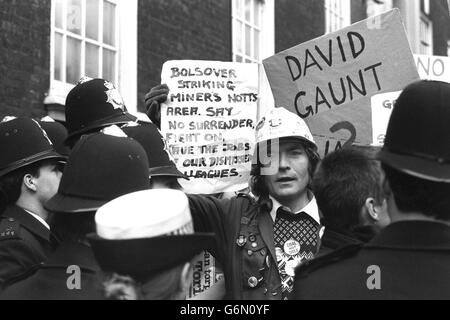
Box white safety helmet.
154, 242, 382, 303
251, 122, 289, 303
255, 107, 316, 149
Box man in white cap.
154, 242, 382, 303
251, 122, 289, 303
146, 88, 321, 300
88, 189, 215, 300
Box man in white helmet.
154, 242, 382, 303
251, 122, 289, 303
146, 86, 321, 300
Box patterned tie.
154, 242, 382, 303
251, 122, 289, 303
273, 207, 321, 299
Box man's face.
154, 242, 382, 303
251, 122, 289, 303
263, 140, 311, 203
34, 162, 63, 203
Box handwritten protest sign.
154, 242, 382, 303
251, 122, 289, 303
160, 60, 258, 194
371, 56, 450, 148
188, 251, 224, 299
263, 9, 419, 156
371, 91, 401, 146
415, 54, 450, 82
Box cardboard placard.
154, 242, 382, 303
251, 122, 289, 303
371, 56, 450, 147
263, 9, 419, 156
160, 60, 258, 194
371, 91, 401, 146
415, 54, 450, 83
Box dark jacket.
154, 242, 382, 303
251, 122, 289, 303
293, 221, 450, 300
0, 241, 103, 300
189, 194, 285, 300
0, 205, 56, 289
318, 226, 378, 256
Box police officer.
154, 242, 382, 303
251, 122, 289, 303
64, 77, 137, 148
121, 122, 188, 190
38, 117, 71, 156
146, 87, 321, 300
0, 118, 66, 289
88, 189, 215, 300
0, 133, 150, 299
293, 80, 450, 300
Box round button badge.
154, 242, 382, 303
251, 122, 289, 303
284, 239, 301, 256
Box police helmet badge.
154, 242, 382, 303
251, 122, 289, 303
104, 81, 126, 111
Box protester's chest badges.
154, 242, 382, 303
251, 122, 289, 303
283, 239, 301, 256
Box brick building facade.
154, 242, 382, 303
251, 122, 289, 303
0, 0, 51, 119
138, 0, 232, 107
0, 0, 449, 119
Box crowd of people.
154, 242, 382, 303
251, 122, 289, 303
0, 76, 449, 300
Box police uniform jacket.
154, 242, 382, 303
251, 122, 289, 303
0, 205, 56, 289
317, 225, 377, 257
189, 194, 285, 300
293, 221, 450, 300
0, 241, 104, 300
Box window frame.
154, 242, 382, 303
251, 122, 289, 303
325, 0, 351, 34
47, 0, 138, 117
419, 14, 433, 55
423, 0, 430, 15
231, 0, 274, 64
231, 0, 275, 117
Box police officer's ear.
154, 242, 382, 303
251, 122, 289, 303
23, 174, 37, 192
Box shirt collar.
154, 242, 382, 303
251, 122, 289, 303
23, 209, 50, 231
269, 195, 321, 225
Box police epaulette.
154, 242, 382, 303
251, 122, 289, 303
0, 216, 20, 240
295, 243, 363, 278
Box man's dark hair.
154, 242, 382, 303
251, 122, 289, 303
382, 164, 450, 221
0, 162, 42, 213
51, 211, 96, 243
313, 147, 385, 231
250, 139, 320, 211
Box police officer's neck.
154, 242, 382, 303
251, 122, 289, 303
388, 198, 450, 227
274, 190, 312, 213
15, 195, 49, 222
390, 211, 450, 227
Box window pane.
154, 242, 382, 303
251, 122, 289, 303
245, 24, 251, 56
245, 0, 251, 22
234, 20, 243, 54
54, 33, 63, 81
103, 1, 116, 46
85, 43, 99, 78
234, 0, 242, 18
253, 2, 260, 26
103, 49, 115, 82
55, 0, 63, 29
86, 0, 99, 40
254, 29, 260, 60
66, 37, 82, 84
67, 0, 82, 35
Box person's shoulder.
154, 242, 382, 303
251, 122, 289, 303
0, 215, 21, 242
236, 192, 256, 204
188, 192, 256, 207
295, 243, 363, 279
